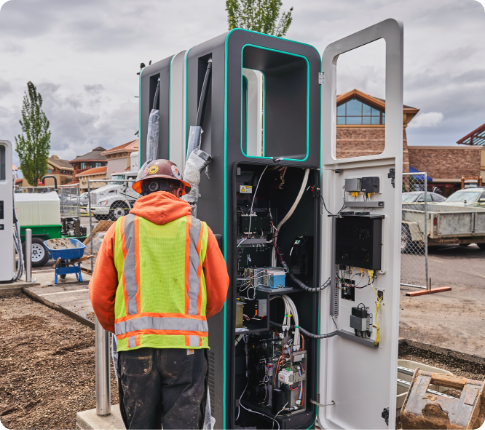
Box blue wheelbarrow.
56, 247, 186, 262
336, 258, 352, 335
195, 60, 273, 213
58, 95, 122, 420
44, 238, 86, 284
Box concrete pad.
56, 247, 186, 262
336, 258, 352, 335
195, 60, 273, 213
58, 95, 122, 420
76, 405, 124, 430
0, 281, 40, 298
32, 267, 91, 287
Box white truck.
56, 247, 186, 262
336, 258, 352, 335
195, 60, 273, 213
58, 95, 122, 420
90, 171, 140, 221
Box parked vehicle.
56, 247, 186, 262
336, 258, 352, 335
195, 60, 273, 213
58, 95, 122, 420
401, 202, 485, 252
438, 188, 485, 208
402, 191, 445, 203
79, 192, 89, 205
89, 171, 140, 221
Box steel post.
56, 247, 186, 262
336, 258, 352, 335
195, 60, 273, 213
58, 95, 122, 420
424, 175, 429, 289
95, 318, 111, 416
88, 180, 94, 274
25, 228, 32, 282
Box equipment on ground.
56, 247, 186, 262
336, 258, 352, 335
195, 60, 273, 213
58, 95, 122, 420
401, 369, 485, 429
139, 19, 404, 429
44, 238, 86, 284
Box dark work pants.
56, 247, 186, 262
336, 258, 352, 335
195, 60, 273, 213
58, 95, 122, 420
118, 348, 207, 429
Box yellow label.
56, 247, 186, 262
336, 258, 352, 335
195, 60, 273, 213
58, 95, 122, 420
148, 165, 159, 174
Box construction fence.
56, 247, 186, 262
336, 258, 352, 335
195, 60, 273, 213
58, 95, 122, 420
400, 172, 430, 289
85, 179, 140, 273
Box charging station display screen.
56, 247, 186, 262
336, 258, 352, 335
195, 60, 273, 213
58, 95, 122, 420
0, 145, 5, 181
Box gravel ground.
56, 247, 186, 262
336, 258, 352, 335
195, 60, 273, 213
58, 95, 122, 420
0, 295, 118, 430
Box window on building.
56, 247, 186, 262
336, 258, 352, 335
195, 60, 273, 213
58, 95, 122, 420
47, 169, 52, 174
80, 162, 87, 169
95, 162, 102, 168
337, 98, 385, 125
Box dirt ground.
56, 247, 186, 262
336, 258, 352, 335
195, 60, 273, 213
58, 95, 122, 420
400, 244, 485, 359
1, 295, 484, 430
0, 295, 118, 430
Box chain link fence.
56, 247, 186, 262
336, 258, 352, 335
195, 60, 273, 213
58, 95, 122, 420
59, 183, 81, 218
401, 172, 429, 289
85, 178, 140, 273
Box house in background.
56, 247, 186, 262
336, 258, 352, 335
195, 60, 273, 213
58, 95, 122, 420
76, 166, 107, 193
101, 139, 139, 177
335, 89, 419, 173
19, 155, 74, 188
70, 147, 108, 182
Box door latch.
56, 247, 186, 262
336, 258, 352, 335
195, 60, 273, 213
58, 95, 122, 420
381, 407, 389, 425
388, 168, 395, 188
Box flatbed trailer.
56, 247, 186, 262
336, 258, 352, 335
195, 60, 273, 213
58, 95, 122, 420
402, 203, 485, 251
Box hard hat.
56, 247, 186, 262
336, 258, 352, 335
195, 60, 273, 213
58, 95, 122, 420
132, 159, 191, 195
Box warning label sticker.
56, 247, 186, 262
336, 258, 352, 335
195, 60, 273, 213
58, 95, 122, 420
239, 185, 253, 194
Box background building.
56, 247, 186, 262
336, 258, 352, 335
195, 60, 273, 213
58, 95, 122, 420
18, 155, 74, 188
101, 139, 139, 177
70, 147, 108, 182
76, 166, 107, 192
335, 89, 419, 173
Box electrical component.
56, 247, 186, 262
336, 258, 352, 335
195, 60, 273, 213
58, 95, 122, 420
340, 278, 355, 301
266, 269, 286, 289
361, 176, 380, 193
240, 213, 271, 234
335, 215, 383, 270
289, 236, 313, 279
278, 366, 306, 385
350, 306, 373, 337
344, 178, 361, 192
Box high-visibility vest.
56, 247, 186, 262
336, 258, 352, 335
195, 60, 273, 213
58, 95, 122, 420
113, 213, 209, 351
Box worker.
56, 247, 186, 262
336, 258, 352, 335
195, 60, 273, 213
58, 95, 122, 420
89, 159, 229, 430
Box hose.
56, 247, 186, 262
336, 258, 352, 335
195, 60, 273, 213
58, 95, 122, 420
280, 260, 331, 292
271, 168, 310, 266
270, 322, 337, 339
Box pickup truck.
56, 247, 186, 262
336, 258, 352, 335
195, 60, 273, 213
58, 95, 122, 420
401, 203, 485, 252
89, 171, 140, 221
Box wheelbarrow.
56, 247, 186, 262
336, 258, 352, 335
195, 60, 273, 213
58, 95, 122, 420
44, 238, 86, 284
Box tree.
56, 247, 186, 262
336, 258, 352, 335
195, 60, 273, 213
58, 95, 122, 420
226, 0, 293, 37
15, 82, 51, 187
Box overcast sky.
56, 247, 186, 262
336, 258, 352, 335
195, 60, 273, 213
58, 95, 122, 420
0, 0, 484, 166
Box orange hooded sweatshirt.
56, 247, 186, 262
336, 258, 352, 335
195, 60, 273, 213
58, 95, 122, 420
89, 191, 229, 334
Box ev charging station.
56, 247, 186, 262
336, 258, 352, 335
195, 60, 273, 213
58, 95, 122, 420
139, 19, 403, 429
0, 140, 15, 282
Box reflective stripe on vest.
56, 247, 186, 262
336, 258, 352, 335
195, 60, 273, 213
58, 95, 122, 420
113, 212, 209, 349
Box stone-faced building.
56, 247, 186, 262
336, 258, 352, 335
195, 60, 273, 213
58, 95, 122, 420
336, 89, 419, 173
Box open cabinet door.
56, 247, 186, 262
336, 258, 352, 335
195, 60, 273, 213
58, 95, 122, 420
318, 19, 403, 429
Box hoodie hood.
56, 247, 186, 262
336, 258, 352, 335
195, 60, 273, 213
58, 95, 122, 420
129, 191, 192, 225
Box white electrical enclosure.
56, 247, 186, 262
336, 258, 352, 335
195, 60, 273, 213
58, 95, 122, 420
15, 191, 61, 226
242, 68, 263, 157
0, 140, 14, 282
319, 19, 403, 429
169, 50, 187, 171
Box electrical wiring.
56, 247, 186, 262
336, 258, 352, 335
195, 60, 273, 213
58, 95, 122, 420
271, 169, 310, 266
271, 402, 288, 430
270, 321, 338, 339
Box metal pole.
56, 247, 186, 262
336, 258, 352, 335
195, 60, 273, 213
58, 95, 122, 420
88, 180, 94, 274
95, 318, 111, 416
25, 228, 32, 282
424, 174, 429, 289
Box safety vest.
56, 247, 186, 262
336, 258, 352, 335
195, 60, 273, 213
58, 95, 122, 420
113, 213, 209, 351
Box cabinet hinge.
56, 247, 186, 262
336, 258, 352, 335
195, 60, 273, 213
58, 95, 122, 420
318, 72, 324, 85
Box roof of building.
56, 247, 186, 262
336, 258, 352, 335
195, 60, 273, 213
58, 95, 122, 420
70, 147, 108, 163
48, 155, 74, 171
457, 123, 485, 146
76, 166, 107, 177
336, 89, 419, 125
101, 139, 139, 156
15, 178, 22, 184
408, 145, 483, 150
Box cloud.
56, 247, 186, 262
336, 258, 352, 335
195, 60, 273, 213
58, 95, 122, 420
84, 84, 104, 94
408, 112, 444, 128
0, 78, 12, 96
